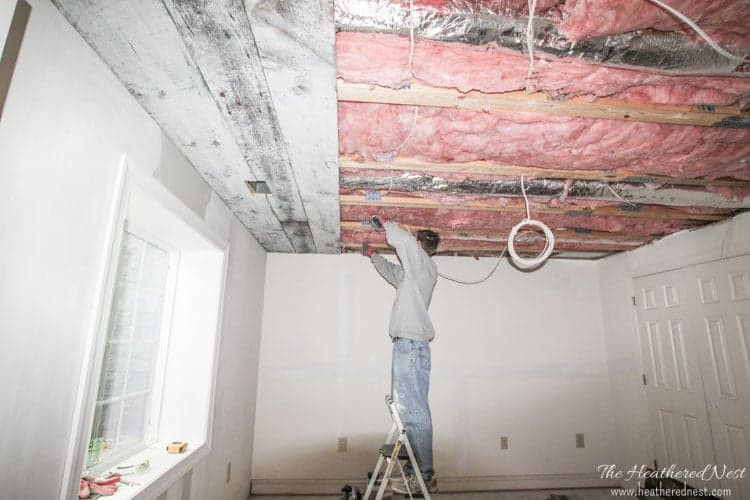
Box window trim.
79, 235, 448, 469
60, 155, 229, 500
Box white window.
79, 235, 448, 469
64, 159, 229, 499
86, 231, 175, 469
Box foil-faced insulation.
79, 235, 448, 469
338, 174, 750, 208
334, 0, 747, 74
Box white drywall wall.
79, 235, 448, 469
253, 254, 616, 484
595, 212, 750, 478
0, 1, 15, 51
0, 1, 265, 498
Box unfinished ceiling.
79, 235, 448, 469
54, 0, 749, 258
336, 0, 750, 258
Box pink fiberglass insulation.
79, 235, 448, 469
338, 102, 750, 179
340, 204, 701, 235
558, 0, 750, 46
337, 32, 750, 105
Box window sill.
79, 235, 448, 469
98, 441, 207, 499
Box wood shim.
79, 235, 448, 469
337, 80, 750, 128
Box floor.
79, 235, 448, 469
250, 488, 621, 499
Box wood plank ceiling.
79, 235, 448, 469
55, 0, 749, 258
53, 0, 340, 253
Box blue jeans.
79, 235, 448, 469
391, 338, 434, 480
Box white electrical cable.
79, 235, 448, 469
386, 0, 419, 157
507, 219, 555, 269
437, 176, 555, 283
507, 176, 556, 270
645, 0, 745, 63
393, 106, 419, 152
525, 0, 538, 92
521, 174, 532, 220
605, 183, 638, 208
437, 247, 508, 285
408, 0, 416, 70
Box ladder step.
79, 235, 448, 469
381, 444, 410, 460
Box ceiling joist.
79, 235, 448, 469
340, 221, 649, 246
341, 244, 616, 259
337, 80, 750, 128
339, 158, 750, 188
341, 241, 636, 254
339, 194, 727, 221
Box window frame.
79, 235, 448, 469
60, 156, 229, 500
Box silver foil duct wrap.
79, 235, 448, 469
334, 0, 745, 74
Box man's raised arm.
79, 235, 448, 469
370, 253, 404, 288
385, 221, 421, 269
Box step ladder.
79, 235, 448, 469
363, 395, 432, 500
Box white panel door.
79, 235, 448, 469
692, 255, 750, 498
635, 269, 718, 489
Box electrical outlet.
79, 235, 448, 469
500, 436, 509, 450
226, 462, 231, 483
337, 437, 348, 452
576, 433, 585, 448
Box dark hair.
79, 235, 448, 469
416, 230, 440, 256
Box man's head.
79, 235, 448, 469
417, 229, 440, 256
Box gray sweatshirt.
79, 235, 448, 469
370, 222, 438, 342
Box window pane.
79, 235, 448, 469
86, 231, 170, 468
125, 342, 156, 394
141, 244, 170, 290
134, 290, 164, 340
97, 342, 128, 401
89, 401, 122, 465
119, 236, 145, 286
109, 285, 137, 340
118, 393, 149, 451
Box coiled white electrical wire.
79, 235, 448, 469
437, 176, 555, 283
507, 176, 555, 269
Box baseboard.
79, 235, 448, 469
251, 473, 617, 495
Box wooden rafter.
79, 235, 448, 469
340, 222, 649, 246
337, 80, 750, 128
339, 157, 750, 188
341, 244, 616, 258
341, 241, 632, 254
339, 194, 727, 221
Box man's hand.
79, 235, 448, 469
362, 242, 375, 257
370, 216, 385, 231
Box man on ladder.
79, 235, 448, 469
363, 218, 440, 495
